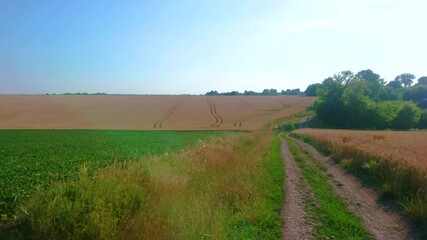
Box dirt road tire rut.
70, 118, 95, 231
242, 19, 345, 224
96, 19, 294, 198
279, 133, 313, 240
291, 137, 421, 240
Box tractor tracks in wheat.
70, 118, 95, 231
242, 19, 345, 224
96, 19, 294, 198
153, 100, 182, 128
207, 97, 223, 127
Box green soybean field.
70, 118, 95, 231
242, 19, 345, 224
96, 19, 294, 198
0, 130, 225, 225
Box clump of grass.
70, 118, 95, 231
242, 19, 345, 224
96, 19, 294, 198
285, 137, 372, 239
14, 163, 148, 240
401, 195, 427, 225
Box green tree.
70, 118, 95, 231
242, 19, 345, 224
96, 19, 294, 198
387, 79, 402, 89
418, 76, 427, 85
356, 69, 383, 84
395, 73, 416, 87
341, 80, 374, 128
314, 70, 424, 129
403, 85, 427, 106
282, 89, 300, 95
227, 91, 239, 96
356, 69, 385, 101
269, 88, 278, 95
314, 78, 346, 127
378, 86, 402, 101
304, 83, 322, 96
206, 90, 219, 96
262, 89, 277, 95
333, 70, 354, 86
391, 102, 420, 129
373, 101, 400, 129
243, 90, 257, 96
419, 110, 427, 128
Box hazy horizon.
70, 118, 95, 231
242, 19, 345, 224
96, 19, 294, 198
1, 0, 426, 95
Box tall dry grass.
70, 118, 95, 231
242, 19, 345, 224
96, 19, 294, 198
6, 131, 284, 239
125, 131, 283, 239
292, 129, 427, 230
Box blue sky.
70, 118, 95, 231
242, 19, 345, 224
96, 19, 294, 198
1, 0, 426, 94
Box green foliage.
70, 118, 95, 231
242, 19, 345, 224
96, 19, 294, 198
395, 73, 416, 88
419, 110, 427, 128
0, 130, 224, 225
278, 121, 297, 131
373, 101, 401, 128
388, 79, 403, 89
378, 85, 402, 100
403, 85, 427, 109
391, 102, 421, 129
262, 88, 278, 95
357, 69, 383, 84
206, 90, 219, 96
418, 76, 427, 85
206, 88, 302, 96
341, 79, 375, 128
334, 70, 355, 85
280, 88, 301, 95
274, 110, 315, 131
304, 83, 322, 96
314, 78, 346, 127
313, 69, 425, 129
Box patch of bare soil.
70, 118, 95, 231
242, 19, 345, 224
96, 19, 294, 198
291, 137, 422, 240
279, 133, 314, 240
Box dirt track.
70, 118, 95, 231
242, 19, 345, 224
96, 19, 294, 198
278, 133, 313, 240
291, 137, 421, 240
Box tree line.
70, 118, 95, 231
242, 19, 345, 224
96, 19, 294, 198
46, 92, 107, 95
305, 70, 427, 129
205, 88, 301, 96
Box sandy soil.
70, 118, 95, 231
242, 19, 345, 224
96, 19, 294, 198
0, 95, 315, 130
279, 133, 313, 240
291, 137, 422, 240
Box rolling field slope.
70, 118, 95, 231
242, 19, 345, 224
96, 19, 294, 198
0, 95, 315, 130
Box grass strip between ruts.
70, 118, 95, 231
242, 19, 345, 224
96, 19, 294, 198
285, 136, 372, 240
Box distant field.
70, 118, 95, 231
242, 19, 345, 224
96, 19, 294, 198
0, 95, 315, 130
0, 130, 225, 223
293, 129, 427, 170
